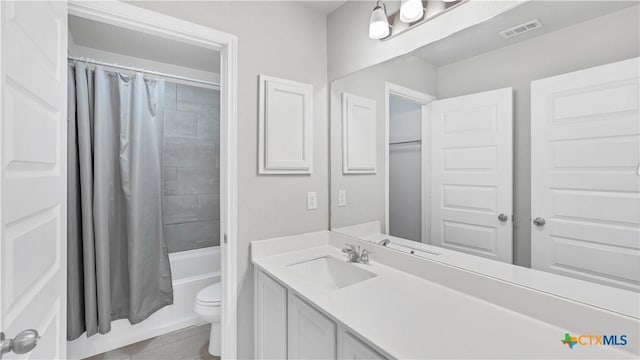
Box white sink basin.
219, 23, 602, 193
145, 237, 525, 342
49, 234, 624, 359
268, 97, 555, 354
287, 256, 377, 289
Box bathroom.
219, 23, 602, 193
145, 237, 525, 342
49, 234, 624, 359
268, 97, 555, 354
0, 1, 638, 360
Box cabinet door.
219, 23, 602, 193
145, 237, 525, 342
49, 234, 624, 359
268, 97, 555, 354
258, 75, 314, 174
342, 92, 377, 174
288, 293, 337, 359
255, 270, 288, 359
338, 329, 386, 360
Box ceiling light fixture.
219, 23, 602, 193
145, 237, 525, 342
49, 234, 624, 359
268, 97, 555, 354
369, 1, 390, 40
400, 0, 424, 23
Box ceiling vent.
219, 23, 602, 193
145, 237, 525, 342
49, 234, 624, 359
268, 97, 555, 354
499, 19, 543, 39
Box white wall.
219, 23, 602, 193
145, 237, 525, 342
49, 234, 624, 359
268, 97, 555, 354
327, 0, 523, 80
331, 55, 437, 231
129, 2, 328, 358
437, 6, 640, 267
69, 45, 220, 85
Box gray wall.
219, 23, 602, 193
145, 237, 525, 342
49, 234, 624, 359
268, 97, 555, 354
129, 2, 328, 358
331, 55, 438, 231
163, 82, 221, 253
437, 6, 640, 267
389, 96, 423, 242
327, 0, 520, 79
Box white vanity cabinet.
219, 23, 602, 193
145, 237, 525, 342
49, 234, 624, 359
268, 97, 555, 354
255, 269, 386, 360
338, 328, 386, 360
255, 270, 288, 359
288, 293, 337, 359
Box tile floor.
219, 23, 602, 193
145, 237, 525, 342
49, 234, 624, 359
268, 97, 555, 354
85, 324, 219, 360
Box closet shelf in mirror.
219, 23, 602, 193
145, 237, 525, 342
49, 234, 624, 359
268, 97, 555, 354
389, 139, 421, 146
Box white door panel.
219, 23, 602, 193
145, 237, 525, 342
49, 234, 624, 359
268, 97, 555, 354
431, 88, 513, 263
1, 1, 67, 359
531, 57, 639, 292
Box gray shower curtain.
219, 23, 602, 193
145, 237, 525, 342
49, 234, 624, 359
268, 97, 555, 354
67, 62, 173, 340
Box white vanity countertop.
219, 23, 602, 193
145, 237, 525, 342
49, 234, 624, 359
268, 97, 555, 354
334, 223, 640, 320
252, 235, 635, 359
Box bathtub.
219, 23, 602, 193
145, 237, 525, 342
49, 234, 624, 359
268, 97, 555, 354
67, 247, 220, 359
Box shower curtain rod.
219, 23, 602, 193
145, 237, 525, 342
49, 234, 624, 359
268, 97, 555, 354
68, 56, 220, 88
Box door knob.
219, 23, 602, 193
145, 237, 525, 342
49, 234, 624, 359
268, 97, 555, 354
1, 329, 40, 358
533, 217, 546, 226
498, 213, 508, 222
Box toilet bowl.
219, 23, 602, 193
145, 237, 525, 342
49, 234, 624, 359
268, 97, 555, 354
194, 282, 221, 356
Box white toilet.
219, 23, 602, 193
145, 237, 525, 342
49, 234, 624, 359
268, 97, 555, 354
194, 282, 221, 356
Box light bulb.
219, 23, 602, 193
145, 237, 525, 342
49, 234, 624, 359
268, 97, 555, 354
369, 4, 390, 39
400, 0, 424, 23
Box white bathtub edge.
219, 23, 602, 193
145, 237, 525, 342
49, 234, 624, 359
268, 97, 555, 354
67, 247, 220, 359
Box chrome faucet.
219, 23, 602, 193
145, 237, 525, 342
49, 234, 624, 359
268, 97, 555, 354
342, 244, 359, 262
359, 248, 371, 264
342, 244, 372, 264
378, 238, 390, 247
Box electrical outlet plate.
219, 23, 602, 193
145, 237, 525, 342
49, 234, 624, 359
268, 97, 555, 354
338, 189, 347, 207
307, 192, 318, 210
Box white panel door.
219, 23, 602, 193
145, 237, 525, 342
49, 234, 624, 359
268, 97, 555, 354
288, 293, 336, 360
430, 88, 513, 262
342, 93, 377, 174
0, 1, 67, 359
531, 58, 640, 291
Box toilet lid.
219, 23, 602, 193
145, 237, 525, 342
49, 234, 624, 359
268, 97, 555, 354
196, 283, 221, 305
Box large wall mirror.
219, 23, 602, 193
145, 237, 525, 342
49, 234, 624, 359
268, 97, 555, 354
330, 0, 639, 294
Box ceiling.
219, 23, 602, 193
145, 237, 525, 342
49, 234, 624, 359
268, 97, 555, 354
415, 1, 637, 66
300, 1, 348, 15
68, 1, 349, 72
69, 15, 220, 73
69, 1, 634, 73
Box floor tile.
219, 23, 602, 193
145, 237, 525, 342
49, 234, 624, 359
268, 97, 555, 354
85, 324, 219, 360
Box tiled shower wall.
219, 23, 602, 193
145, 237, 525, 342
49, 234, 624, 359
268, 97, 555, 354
163, 82, 220, 253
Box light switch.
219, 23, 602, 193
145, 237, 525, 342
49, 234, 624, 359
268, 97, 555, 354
338, 189, 347, 207
307, 192, 318, 210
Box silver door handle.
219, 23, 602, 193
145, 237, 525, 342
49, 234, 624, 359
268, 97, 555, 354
498, 214, 508, 222
533, 217, 546, 226
0, 330, 40, 358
